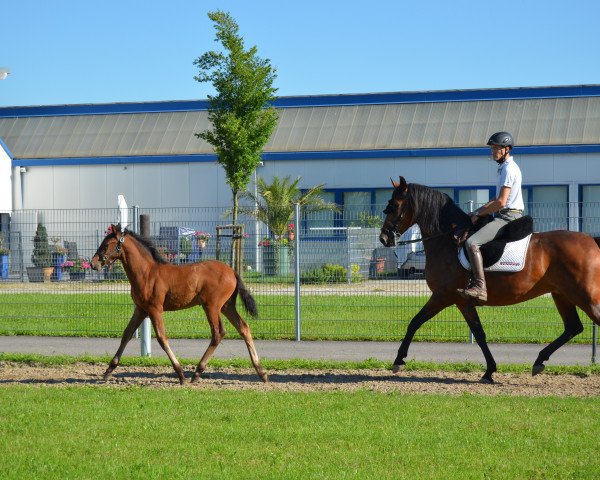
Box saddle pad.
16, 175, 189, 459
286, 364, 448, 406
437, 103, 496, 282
459, 234, 532, 272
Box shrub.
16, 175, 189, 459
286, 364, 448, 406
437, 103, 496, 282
31, 223, 52, 267
301, 263, 362, 284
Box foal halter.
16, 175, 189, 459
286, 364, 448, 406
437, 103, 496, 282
99, 234, 125, 265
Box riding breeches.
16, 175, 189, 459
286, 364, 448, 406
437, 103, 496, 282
465, 217, 509, 249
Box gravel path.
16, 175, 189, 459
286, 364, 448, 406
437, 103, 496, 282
2, 363, 598, 397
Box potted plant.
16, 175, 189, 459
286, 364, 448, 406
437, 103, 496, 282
62, 257, 91, 281
194, 231, 212, 249
0, 233, 8, 280
50, 237, 68, 281
238, 175, 339, 276
179, 235, 192, 263
28, 222, 54, 282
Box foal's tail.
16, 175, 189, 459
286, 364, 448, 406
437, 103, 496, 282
235, 272, 259, 318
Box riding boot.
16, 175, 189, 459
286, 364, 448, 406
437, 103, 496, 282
457, 245, 487, 304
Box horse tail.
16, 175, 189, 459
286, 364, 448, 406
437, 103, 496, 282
235, 272, 259, 318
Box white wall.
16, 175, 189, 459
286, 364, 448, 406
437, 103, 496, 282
14, 152, 600, 210
0, 141, 12, 212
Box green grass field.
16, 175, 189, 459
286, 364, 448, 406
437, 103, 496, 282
0, 385, 598, 479
0, 292, 596, 343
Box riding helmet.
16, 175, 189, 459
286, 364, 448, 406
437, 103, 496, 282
487, 131, 514, 148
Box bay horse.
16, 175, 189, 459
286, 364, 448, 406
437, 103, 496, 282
90, 224, 268, 384
380, 177, 600, 383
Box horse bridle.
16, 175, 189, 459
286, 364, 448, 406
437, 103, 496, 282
98, 234, 126, 265
383, 198, 456, 246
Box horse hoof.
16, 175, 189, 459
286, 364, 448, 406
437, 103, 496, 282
260, 373, 269, 383
480, 375, 494, 384
392, 364, 404, 374
532, 364, 545, 376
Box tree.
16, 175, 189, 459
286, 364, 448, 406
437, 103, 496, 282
194, 10, 279, 225
238, 175, 339, 239
31, 222, 51, 267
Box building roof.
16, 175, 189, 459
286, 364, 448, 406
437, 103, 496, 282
1, 85, 600, 164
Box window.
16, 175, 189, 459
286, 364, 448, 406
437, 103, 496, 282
458, 189, 491, 212
582, 185, 600, 235
304, 191, 336, 235
343, 191, 371, 226
528, 186, 568, 232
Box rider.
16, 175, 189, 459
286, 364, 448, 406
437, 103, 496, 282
457, 131, 524, 303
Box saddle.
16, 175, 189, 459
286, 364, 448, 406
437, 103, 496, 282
459, 215, 534, 270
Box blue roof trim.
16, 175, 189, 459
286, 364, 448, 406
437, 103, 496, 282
11, 144, 600, 167
2, 85, 600, 118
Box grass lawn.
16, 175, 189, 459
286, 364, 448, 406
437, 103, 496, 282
0, 386, 598, 479
1, 291, 596, 344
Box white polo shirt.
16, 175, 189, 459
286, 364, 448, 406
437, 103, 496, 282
496, 156, 524, 210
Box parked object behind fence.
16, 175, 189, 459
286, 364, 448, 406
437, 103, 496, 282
91, 224, 267, 384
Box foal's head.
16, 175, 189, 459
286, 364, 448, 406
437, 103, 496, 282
91, 224, 125, 270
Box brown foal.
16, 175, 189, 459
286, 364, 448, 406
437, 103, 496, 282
91, 224, 268, 384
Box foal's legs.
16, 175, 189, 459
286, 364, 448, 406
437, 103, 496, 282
457, 300, 497, 383
532, 293, 584, 376
104, 306, 147, 380
393, 294, 450, 372
148, 309, 186, 385
221, 302, 268, 382
191, 304, 227, 382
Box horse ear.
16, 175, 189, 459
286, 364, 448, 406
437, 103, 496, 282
398, 176, 408, 191
390, 177, 400, 189
111, 224, 120, 234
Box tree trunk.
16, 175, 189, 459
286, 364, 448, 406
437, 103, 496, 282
230, 191, 239, 269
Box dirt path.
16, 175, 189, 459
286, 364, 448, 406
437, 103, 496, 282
1, 363, 599, 397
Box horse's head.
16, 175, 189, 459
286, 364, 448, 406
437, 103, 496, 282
379, 176, 414, 247
91, 223, 125, 270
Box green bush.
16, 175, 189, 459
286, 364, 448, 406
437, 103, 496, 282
301, 263, 362, 284
31, 223, 52, 267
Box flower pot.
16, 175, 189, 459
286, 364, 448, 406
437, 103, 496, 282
288, 233, 295, 241
197, 239, 207, 249
42, 267, 54, 282
262, 244, 290, 276
68, 271, 86, 281
0, 254, 8, 279
52, 254, 66, 281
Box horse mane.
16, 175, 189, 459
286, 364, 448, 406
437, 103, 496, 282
407, 183, 470, 234
124, 228, 169, 264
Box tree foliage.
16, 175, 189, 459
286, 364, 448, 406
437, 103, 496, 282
194, 10, 279, 224
31, 222, 51, 267
238, 175, 339, 238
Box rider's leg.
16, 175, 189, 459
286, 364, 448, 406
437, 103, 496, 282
457, 218, 507, 303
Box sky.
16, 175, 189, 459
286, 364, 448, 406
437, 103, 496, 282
1, 0, 599, 107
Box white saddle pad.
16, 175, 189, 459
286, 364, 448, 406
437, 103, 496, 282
459, 234, 532, 272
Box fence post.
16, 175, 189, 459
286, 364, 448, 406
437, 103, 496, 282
467, 200, 474, 344
294, 203, 301, 341
139, 212, 152, 357
592, 323, 597, 364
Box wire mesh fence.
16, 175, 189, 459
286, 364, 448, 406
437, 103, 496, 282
0, 202, 598, 350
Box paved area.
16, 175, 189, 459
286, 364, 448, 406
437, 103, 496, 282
0, 336, 596, 366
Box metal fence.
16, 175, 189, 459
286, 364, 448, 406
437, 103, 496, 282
0, 202, 598, 358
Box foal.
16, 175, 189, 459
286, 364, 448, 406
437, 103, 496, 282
91, 224, 268, 384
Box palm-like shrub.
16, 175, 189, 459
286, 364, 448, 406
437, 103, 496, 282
239, 175, 338, 238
